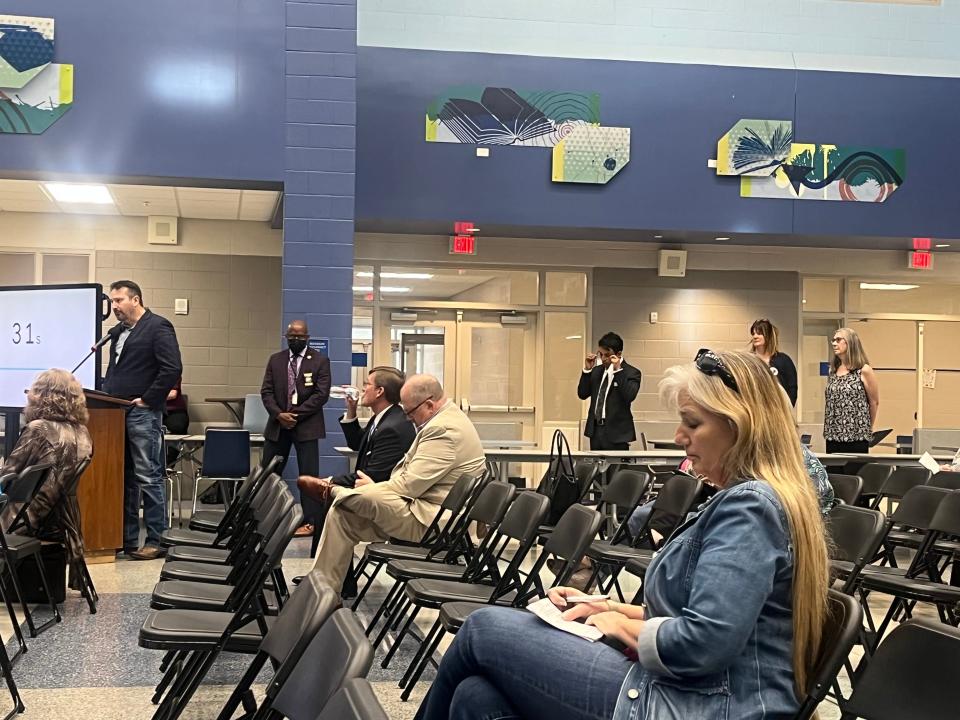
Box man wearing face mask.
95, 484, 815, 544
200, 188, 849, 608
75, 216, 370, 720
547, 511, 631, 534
260, 319, 331, 537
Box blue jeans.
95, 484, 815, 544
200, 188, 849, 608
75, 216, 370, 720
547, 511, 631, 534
414, 607, 630, 720
123, 406, 167, 548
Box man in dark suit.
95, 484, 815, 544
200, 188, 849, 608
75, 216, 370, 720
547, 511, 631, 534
577, 331, 642, 450
103, 280, 183, 560
297, 366, 415, 593
260, 319, 331, 537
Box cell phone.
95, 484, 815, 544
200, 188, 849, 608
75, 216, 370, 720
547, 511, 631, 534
565, 593, 610, 603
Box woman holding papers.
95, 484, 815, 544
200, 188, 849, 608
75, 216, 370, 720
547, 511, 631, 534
415, 350, 829, 720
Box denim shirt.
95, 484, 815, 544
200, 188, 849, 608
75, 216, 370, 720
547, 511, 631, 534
612, 480, 797, 720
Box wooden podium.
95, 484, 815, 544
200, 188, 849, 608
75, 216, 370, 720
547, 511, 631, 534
81, 390, 131, 563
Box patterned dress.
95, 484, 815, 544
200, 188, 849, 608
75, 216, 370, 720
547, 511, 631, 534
823, 369, 872, 443
0, 419, 93, 564
801, 444, 835, 515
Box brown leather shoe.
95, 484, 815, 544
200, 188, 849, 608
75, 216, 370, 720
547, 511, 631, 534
293, 523, 315, 538
129, 545, 166, 561
297, 475, 332, 503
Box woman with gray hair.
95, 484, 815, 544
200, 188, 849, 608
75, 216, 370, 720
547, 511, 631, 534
823, 327, 879, 454
1, 369, 93, 566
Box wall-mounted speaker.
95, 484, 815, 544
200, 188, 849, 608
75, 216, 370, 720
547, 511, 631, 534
147, 215, 179, 245
657, 249, 687, 277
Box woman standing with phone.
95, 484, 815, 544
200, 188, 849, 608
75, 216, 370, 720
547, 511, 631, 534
823, 327, 879, 454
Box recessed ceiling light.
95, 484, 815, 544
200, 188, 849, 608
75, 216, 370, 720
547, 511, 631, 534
859, 283, 918, 291
43, 182, 114, 204
355, 271, 434, 279
653, 235, 663, 239
714, 236, 731, 241
380, 286, 411, 293
936, 243, 951, 248
565, 335, 582, 340
352, 285, 374, 292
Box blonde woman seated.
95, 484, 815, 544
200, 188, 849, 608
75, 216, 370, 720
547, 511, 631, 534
415, 350, 829, 720
1, 369, 93, 571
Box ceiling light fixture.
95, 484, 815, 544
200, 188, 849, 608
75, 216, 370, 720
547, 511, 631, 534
355, 271, 434, 280
653, 235, 663, 239
859, 283, 919, 291
352, 285, 373, 293
935, 243, 951, 248
43, 182, 114, 205
380, 286, 412, 293
565, 335, 582, 340
714, 236, 731, 241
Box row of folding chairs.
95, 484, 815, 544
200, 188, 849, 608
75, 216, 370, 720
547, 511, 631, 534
0, 458, 99, 719
137, 458, 391, 720
829, 463, 960, 514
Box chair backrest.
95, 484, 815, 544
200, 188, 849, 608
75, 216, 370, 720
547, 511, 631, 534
927, 471, 960, 491
573, 460, 600, 500
269, 609, 374, 720
638, 474, 703, 547
497, 491, 552, 542
875, 466, 931, 505
843, 619, 960, 720
602, 469, 651, 508
794, 590, 863, 720
259, 572, 341, 686
928, 489, 960, 538
827, 504, 887, 591
315, 679, 388, 720
530, 504, 603, 590
466, 481, 516, 527
828, 473, 863, 506
201, 428, 251, 478
242, 393, 270, 433
4, 463, 53, 532
889, 485, 950, 531
857, 463, 893, 497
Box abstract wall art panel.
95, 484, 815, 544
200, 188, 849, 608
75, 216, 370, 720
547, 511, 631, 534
711, 118, 905, 203
0, 15, 54, 89
0, 63, 73, 134
426, 85, 600, 146
714, 118, 793, 177
552, 125, 630, 184
739, 143, 905, 202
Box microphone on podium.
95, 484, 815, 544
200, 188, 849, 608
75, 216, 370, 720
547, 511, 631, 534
71, 324, 123, 374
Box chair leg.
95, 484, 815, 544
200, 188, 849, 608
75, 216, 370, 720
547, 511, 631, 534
351, 558, 384, 611
372, 594, 411, 652
0, 574, 27, 661
399, 619, 441, 690
0, 639, 24, 719
29, 552, 61, 633
381, 605, 422, 669
400, 622, 445, 702
4, 561, 38, 638
365, 578, 403, 636
216, 653, 268, 720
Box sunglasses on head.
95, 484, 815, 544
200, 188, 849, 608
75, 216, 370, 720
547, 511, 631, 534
695, 348, 739, 394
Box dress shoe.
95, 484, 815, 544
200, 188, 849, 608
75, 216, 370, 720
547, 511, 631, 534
292, 575, 304, 586
297, 475, 332, 503
568, 567, 596, 592
293, 523, 315, 538
129, 545, 166, 561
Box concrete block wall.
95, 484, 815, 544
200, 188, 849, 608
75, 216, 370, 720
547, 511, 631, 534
359, 0, 960, 76
592, 267, 799, 426
96, 251, 281, 429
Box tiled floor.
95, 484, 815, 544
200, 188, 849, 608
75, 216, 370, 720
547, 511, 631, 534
0, 537, 943, 719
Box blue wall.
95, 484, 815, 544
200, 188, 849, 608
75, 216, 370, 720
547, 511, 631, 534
356, 47, 960, 239
0, 0, 284, 182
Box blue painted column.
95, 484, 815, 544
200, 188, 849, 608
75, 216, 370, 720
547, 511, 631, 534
284, 0, 357, 479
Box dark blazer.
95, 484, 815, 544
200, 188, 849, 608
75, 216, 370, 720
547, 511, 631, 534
332, 404, 416, 488
577, 361, 642, 444
768, 352, 798, 407
261, 349, 331, 442
103, 309, 183, 410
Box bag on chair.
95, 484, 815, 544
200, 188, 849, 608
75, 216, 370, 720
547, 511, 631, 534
536, 429, 579, 526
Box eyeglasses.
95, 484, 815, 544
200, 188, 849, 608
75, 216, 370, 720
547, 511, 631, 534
695, 348, 739, 394
402, 396, 433, 418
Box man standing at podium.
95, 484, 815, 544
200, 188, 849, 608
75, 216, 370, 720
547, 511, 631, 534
103, 280, 182, 560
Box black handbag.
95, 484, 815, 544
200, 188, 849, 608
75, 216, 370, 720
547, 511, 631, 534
536, 429, 579, 526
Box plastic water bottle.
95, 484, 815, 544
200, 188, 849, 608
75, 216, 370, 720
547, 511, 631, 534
329, 385, 360, 401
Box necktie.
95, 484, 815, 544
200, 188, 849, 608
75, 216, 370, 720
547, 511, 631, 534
596, 371, 610, 420
287, 355, 299, 410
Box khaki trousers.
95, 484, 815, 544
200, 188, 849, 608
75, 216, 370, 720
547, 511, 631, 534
312, 489, 428, 591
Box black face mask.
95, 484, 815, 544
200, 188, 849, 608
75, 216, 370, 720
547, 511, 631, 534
287, 338, 308, 355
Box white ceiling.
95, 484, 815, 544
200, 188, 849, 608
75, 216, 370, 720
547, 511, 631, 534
0, 180, 280, 222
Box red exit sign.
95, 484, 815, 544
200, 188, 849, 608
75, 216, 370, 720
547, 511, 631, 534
908, 250, 933, 270
449, 234, 476, 255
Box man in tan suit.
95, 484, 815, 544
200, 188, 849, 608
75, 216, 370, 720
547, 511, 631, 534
305, 374, 485, 593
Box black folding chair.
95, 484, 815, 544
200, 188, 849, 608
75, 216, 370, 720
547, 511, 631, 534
855, 464, 892, 507
584, 473, 703, 601
254, 609, 373, 720
829, 474, 864, 506
539, 468, 649, 544
840, 619, 960, 720
188, 454, 282, 532
926, 471, 960, 491
827, 503, 888, 594
871, 466, 931, 513
371, 492, 552, 672
0, 464, 62, 636
350, 472, 485, 609
398, 503, 603, 700
793, 590, 863, 720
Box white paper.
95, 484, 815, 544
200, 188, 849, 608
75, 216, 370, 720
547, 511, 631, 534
919, 452, 941, 475
527, 597, 604, 642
